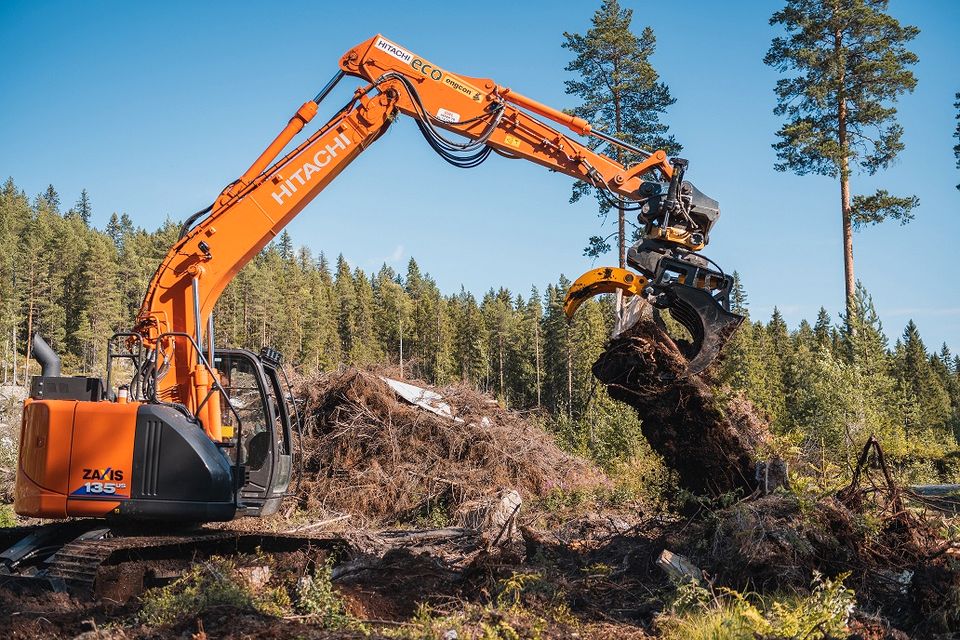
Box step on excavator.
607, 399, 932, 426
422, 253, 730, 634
2, 35, 743, 591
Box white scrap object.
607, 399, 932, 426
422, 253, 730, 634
657, 549, 704, 583
380, 376, 464, 422
614, 295, 646, 338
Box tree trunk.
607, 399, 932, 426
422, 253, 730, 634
841, 173, 855, 324
534, 316, 542, 407
24, 261, 35, 385
614, 86, 627, 324
566, 325, 573, 422
11, 324, 17, 386
836, 27, 856, 330
498, 333, 504, 398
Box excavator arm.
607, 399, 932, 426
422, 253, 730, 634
135, 34, 742, 442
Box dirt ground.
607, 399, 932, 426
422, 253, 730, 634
1, 337, 959, 638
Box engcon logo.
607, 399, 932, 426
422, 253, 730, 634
271, 132, 352, 206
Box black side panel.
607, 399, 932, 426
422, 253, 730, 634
122, 405, 236, 521
30, 376, 103, 401
115, 499, 236, 522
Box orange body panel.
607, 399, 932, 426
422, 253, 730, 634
67, 401, 138, 508
16, 399, 75, 517
15, 399, 139, 519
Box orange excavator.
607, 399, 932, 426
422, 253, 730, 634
12, 35, 743, 531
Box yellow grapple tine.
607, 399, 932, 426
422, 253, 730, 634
563, 267, 648, 318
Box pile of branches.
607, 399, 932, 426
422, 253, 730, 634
294, 368, 605, 524
683, 436, 959, 632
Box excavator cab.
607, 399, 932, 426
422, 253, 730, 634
215, 348, 295, 518
14, 336, 295, 523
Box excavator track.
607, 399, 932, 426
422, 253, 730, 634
1, 522, 345, 600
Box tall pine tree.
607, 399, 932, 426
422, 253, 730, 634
563, 0, 679, 266
764, 0, 919, 324
954, 92, 960, 190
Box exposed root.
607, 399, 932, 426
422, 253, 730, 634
592, 318, 770, 497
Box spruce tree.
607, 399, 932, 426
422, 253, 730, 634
896, 320, 951, 437
563, 0, 679, 266
454, 289, 486, 385
729, 271, 748, 315
38, 184, 60, 214
508, 288, 544, 408
813, 307, 833, 350
314, 252, 342, 368
334, 254, 357, 359
764, 0, 919, 323
481, 288, 514, 400
373, 264, 411, 375
350, 267, 382, 365
542, 281, 573, 417
70, 189, 92, 226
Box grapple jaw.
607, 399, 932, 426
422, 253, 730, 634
564, 253, 744, 377
651, 281, 744, 375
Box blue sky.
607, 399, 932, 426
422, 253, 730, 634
1, 1, 958, 352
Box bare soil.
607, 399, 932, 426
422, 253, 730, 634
2, 350, 959, 637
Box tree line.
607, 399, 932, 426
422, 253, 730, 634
1, 178, 957, 473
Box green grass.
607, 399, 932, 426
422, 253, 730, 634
0, 504, 15, 528
657, 574, 855, 640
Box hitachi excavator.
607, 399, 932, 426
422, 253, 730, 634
11, 35, 742, 539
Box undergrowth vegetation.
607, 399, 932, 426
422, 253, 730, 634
657, 574, 855, 640
137, 553, 362, 632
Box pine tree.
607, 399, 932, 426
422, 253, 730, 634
563, 0, 679, 265
765, 0, 919, 324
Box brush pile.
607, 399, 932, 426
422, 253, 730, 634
294, 368, 606, 524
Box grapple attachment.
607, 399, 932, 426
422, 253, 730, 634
564, 256, 744, 377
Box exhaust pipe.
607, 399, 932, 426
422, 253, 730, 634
32, 334, 61, 377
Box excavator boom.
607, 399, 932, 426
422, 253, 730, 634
16, 34, 740, 525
